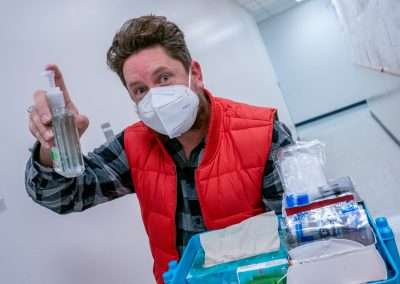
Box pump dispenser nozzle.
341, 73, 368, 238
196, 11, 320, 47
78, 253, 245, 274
42, 70, 65, 110
42, 70, 56, 88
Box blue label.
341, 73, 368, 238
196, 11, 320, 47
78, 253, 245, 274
340, 202, 358, 214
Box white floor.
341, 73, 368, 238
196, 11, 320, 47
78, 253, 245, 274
368, 88, 400, 145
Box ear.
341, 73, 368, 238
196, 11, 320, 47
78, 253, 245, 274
190, 60, 204, 90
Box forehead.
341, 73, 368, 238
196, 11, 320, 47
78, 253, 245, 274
122, 46, 185, 84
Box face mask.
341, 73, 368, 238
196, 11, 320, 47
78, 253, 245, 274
136, 70, 199, 138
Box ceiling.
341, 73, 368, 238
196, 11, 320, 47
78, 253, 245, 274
234, 0, 300, 22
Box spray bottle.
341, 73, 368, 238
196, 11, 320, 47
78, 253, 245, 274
43, 70, 85, 177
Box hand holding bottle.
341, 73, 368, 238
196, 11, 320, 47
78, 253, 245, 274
28, 64, 89, 171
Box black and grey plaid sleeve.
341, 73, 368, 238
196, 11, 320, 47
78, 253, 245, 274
262, 119, 295, 214
25, 131, 134, 214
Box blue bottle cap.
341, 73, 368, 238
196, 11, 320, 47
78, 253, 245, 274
376, 217, 389, 228
286, 195, 296, 208
297, 194, 310, 206
375, 217, 393, 239
379, 227, 394, 240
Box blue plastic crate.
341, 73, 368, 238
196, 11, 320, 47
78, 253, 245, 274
165, 204, 400, 284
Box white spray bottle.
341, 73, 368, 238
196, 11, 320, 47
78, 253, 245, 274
43, 70, 85, 177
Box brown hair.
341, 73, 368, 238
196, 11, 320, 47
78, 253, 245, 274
107, 15, 192, 86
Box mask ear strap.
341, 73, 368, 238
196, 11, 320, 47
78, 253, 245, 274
188, 64, 192, 89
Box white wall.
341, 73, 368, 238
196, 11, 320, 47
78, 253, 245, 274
257, 0, 400, 246
258, 0, 400, 123
0, 1, 293, 283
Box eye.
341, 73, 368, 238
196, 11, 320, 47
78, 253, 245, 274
132, 86, 148, 97
159, 73, 171, 84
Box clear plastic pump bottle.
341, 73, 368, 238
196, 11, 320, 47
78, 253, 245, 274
43, 70, 85, 177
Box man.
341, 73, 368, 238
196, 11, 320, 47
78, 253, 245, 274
25, 15, 293, 283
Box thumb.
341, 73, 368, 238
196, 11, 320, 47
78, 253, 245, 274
75, 114, 89, 136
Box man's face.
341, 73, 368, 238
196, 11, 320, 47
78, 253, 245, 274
122, 45, 203, 104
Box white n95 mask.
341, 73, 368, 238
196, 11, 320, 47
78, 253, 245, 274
137, 74, 199, 138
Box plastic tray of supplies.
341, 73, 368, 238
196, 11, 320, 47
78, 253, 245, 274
164, 203, 400, 284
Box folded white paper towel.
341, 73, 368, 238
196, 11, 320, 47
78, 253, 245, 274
287, 239, 387, 284
200, 212, 280, 268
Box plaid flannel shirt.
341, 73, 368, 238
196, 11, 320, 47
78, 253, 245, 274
25, 118, 294, 254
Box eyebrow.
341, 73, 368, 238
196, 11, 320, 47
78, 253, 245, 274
128, 66, 172, 90
151, 66, 172, 80
128, 81, 142, 90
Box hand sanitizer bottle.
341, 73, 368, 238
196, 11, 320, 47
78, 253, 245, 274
43, 70, 85, 177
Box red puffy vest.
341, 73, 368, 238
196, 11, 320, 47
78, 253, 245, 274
124, 89, 276, 283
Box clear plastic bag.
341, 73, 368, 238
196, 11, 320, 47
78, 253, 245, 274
274, 140, 328, 202
282, 200, 375, 249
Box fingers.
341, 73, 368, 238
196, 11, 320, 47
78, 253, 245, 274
75, 114, 90, 136
45, 64, 73, 105
65, 100, 80, 116
31, 90, 54, 148
33, 90, 52, 125
29, 107, 54, 149
30, 65, 90, 142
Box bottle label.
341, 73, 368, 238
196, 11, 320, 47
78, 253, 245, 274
51, 147, 60, 161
